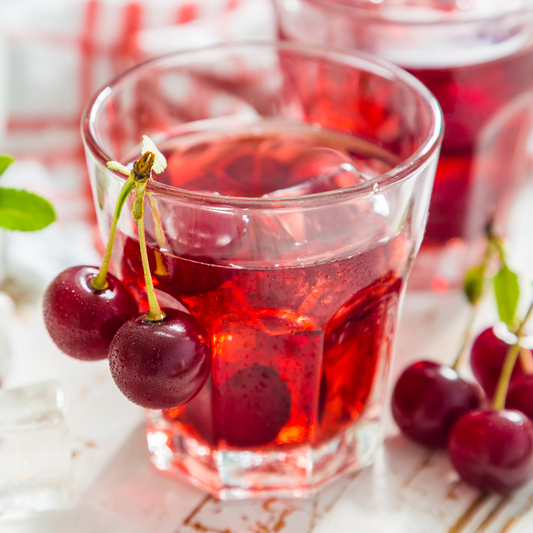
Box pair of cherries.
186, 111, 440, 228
43, 143, 214, 410
392, 326, 533, 494
42, 265, 212, 409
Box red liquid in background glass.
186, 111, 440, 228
406, 45, 533, 244
112, 126, 408, 448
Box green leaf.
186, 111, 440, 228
107, 161, 130, 176
0, 188, 56, 231
464, 265, 484, 304
0, 155, 15, 177
142, 135, 167, 174
493, 265, 520, 327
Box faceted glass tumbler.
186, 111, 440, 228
82, 41, 443, 499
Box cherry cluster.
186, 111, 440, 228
42, 138, 212, 410
392, 227, 533, 494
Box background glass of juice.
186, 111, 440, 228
82, 41, 442, 499
277, 0, 533, 290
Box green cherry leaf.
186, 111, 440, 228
142, 135, 167, 174
107, 161, 130, 176
0, 155, 16, 177
464, 265, 484, 305
0, 188, 56, 231
493, 265, 520, 327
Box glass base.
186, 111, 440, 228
146, 411, 380, 499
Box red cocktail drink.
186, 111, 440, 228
83, 42, 442, 498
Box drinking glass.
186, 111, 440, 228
82, 41, 442, 499
277, 0, 533, 290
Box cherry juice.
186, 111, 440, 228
113, 124, 410, 452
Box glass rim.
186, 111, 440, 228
82, 40, 443, 208
295, 0, 533, 25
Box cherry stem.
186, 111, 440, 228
91, 174, 136, 291
147, 192, 169, 277
519, 347, 533, 374
493, 299, 533, 410
135, 181, 165, 322
147, 192, 166, 250
452, 237, 495, 370
452, 306, 479, 371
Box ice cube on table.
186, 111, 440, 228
0, 381, 71, 519
0, 292, 15, 385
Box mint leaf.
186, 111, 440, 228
0, 155, 15, 177
142, 135, 167, 174
493, 265, 520, 327
107, 161, 130, 175
464, 265, 484, 304
0, 188, 56, 231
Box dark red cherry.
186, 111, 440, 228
391, 361, 482, 448
471, 326, 525, 398
218, 365, 292, 447
448, 409, 533, 493
109, 308, 212, 409
506, 375, 533, 420
43, 265, 138, 361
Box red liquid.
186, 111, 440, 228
113, 128, 409, 448
406, 45, 533, 244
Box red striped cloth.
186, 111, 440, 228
0, 0, 275, 220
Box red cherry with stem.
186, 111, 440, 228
43, 159, 139, 360
391, 361, 482, 448
506, 375, 533, 420
109, 155, 213, 410
218, 364, 292, 447
43, 266, 138, 361
471, 325, 525, 398
447, 409, 533, 493
109, 307, 212, 409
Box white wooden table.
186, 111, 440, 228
2, 180, 533, 533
